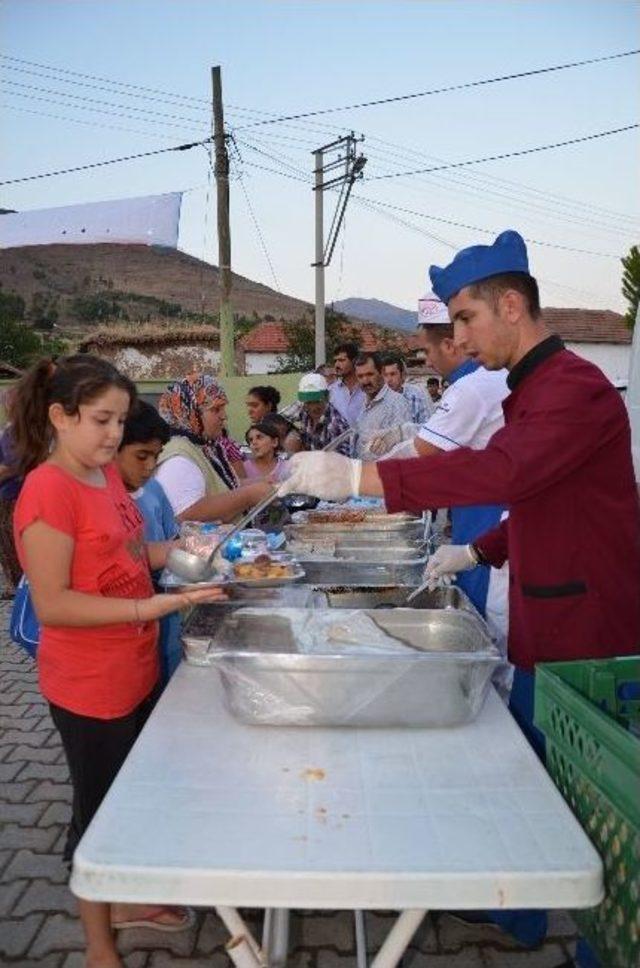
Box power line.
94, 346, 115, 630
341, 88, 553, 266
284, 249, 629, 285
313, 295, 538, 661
233, 50, 640, 129
0, 139, 208, 186
356, 197, 623, 257
368, 124, 640, 180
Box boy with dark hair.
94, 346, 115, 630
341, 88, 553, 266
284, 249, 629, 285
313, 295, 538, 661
116, 401, 182, 685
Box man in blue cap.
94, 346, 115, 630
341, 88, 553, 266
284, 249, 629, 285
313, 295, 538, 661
280, 229, 640, 689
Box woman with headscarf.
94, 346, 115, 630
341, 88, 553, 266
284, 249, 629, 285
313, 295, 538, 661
155, 374, 271, 522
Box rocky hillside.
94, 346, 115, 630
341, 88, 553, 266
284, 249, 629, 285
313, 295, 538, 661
0, 243, 313, 329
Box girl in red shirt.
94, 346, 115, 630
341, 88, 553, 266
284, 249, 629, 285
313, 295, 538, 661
12, 355, 225, 968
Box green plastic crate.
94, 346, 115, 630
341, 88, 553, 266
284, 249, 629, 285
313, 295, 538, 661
534, 657, 640, 968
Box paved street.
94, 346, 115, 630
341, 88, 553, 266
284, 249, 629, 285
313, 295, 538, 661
1, 598, 580, 967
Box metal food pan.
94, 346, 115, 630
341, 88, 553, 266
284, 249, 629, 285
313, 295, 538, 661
209, 608, 498, 728
317, 584, 475, 611
298, 558, 426, 587
285, 520, 424, 542
333, 544, 427, 562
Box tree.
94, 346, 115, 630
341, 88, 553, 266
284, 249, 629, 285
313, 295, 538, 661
273, 310, 360, 373
621, 245, 640, 329
0, 292, 43, 368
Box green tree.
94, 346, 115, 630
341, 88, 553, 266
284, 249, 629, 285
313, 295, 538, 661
273, 311, 360, 373
0, 292, 43, 368
621, 245, 640, 328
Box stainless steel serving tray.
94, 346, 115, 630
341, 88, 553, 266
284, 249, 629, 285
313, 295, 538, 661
204, 607, 499, 728
298, 558, 427, 587
317, 584, 476, 611
285, 521, 425, 544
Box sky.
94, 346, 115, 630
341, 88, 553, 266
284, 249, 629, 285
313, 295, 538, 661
1, 0, 639, 313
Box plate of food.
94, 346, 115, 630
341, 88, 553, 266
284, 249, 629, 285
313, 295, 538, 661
232, 554, 305, 587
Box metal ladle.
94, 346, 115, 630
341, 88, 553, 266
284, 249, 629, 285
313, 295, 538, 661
165, 488, 280, 584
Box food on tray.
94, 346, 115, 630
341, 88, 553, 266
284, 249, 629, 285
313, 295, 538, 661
306, 508, 367, 524
233, 555, 294, 580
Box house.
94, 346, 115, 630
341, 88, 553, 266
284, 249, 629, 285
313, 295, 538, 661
543, 308, 631, 385
238, 320, 427, 375
79, 325, 221, 379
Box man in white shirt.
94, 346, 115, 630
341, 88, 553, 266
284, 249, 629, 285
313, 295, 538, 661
329, 341, 366, 426
382, 353, 434, 424
371, 293, 509, 641
353, 351, 411, 459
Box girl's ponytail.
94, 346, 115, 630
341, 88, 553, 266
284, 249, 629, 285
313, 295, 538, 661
10, 354, 136, 477
10, 357, 56, 476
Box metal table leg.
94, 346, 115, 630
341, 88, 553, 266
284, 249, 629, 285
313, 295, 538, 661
370, 909, 427, 968
217, 906, 265, 968
354, 910, 368, 968
262, 908, 290, 967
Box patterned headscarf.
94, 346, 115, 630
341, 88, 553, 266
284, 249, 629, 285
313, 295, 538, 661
158, 373, 237, 490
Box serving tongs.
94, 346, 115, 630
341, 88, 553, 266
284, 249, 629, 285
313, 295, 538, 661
165, 488, 280, 583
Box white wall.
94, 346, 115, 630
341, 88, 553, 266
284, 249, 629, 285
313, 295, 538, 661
565, 342, 631, 385
244, 352, 281, 375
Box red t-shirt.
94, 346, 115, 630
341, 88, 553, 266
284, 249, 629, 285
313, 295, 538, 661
14, 462, 159, 719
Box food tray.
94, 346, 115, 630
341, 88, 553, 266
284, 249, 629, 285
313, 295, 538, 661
298, 558, 426, 587
234, 564, 306, 588
290, 510, 423, 534
318, 583, 476, 611
207, 607, 499, 727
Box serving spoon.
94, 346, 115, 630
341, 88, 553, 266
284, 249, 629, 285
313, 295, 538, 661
165, 488, 280, 583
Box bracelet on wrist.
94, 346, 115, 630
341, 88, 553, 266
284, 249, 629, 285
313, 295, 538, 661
468, 542, 488, 567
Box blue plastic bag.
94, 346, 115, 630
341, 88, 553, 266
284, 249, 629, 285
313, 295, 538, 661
9, 575, 40, 658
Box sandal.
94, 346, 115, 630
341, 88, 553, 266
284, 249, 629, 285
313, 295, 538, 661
112, 905, 195, 932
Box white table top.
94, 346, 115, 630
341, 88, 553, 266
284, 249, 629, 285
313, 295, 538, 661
71, 664, 602, 911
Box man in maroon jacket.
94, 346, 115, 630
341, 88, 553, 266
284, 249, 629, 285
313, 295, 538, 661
279, 230, 640, 741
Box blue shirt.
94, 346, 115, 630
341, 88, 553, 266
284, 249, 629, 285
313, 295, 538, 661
329, 379, 366, 427
133, 479, 181, 686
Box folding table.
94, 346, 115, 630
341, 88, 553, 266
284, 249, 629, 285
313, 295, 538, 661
71, 664, 603, 967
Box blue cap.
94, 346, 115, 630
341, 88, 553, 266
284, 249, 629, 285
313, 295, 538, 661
429, 230, 530, 304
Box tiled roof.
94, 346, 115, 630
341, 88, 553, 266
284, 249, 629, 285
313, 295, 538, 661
241, 321, 422, 355
543, 308, 631, 344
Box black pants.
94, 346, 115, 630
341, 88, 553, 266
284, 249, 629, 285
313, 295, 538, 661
50, 687, 159, 863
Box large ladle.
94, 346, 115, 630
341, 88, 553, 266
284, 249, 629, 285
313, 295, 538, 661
165, 488, 280, 583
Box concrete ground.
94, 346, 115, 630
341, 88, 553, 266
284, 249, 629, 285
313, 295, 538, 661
0, 597, 581, 967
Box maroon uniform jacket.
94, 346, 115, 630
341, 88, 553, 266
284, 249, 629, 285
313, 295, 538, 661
378, 337, 640, 671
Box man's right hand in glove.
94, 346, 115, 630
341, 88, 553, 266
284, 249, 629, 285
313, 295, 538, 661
368, 422, 418, 456
424, 544, 478, 588
277, 452, 364, 502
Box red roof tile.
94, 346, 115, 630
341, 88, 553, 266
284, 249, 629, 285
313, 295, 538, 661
542, 308, 630, 344
240, 320, 422, 355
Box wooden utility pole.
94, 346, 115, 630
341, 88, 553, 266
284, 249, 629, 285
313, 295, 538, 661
211, 66, 234, 377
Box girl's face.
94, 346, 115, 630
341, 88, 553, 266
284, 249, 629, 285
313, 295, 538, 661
50, 386, 131, 469
246, 394, 269, 423
200, 399, 227, 440
247, 429, 277, 460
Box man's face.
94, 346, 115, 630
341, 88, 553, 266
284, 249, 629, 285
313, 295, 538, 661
419, 330, 452, 379
334, 352, 354, 378
383, 363, 403, 392
355, 360, 384, 400
449, 288, 515, 370
427, 382, 441, 402
303, 399, 327, 422
116, 439, 163, 492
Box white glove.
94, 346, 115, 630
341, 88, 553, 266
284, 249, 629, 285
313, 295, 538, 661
381, 437, 419, 460
277, 452, 363, 502
424, 544, 477, 587
368, 422, 418, 456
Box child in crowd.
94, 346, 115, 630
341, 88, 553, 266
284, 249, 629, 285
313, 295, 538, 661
11, 355, 225, 968
115, 400, 182, 686
243, 420, 289, 483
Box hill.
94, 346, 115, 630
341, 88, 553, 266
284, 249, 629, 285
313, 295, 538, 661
334, 297, 416, 332
0, 243, 313, 329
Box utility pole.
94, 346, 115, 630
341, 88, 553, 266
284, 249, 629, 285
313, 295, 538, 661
314, 149, 325, 367
312, 134, 366, 367
211, 65, 234, 378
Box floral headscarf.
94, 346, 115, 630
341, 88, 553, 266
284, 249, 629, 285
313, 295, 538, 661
159, 373, 237, 490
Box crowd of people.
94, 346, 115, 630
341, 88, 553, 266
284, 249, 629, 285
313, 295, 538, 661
1, 227, 638, 968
